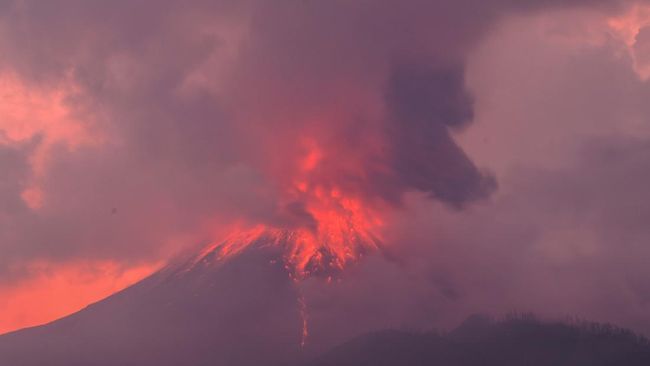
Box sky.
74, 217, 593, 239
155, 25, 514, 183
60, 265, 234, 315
1, 0, 650, 336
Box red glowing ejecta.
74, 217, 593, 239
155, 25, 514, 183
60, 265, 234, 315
195, 138, 384, 280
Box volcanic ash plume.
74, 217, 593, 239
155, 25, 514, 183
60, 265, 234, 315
194, 63, 495, 281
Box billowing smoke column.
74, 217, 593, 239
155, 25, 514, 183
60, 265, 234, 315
166, 2, 512, 278
196, 60, 497, 278
0, 0, 629, 280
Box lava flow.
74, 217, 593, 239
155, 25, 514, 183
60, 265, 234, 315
195, 186, 383, 280
197, 198, 382, 279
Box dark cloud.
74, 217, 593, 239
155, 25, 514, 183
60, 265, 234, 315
385, 63, 496, 207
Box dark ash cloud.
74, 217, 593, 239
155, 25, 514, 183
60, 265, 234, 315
385, 63, 496, 207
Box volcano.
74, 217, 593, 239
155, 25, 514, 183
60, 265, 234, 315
0, 170, 387, 366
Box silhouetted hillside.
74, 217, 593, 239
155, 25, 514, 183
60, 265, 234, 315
307, 314, 650, 366
0, 245, 304, 366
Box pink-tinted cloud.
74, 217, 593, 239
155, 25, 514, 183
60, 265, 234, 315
0, 260, 158, 334
0, 72, 97, 209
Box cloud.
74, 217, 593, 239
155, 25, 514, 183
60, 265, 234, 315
384, 62, 496, 207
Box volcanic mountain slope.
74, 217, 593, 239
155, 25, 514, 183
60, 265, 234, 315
306, 314, 650, 366
0, 240, 305, 366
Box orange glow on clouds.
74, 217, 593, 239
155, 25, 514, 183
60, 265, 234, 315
0, 261, 159, 335
0, 72, 98, 209
0, 72, 96, 150
0, 73, 135, 336
607, 4, 650, 80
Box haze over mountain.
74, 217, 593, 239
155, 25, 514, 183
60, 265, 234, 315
2, 237, 649, 366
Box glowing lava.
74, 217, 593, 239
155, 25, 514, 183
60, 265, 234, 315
196, 138, 384, 279
195, 194, 382, 280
